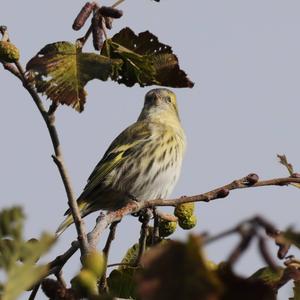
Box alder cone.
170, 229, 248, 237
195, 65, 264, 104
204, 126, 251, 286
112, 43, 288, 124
0, 41, 20, 63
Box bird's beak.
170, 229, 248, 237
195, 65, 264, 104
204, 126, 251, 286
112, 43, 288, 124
151, 92, 160, 106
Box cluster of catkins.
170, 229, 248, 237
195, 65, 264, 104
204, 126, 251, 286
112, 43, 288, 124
73, 2, 123, 51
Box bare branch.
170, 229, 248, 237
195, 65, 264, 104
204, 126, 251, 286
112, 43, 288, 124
28, 284, 40, 300
86, 174, 300, 249
100, 221, 119, 291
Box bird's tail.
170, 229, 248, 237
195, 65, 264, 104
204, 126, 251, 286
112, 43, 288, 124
55, 214, 74, 237
55, 202, 88, 237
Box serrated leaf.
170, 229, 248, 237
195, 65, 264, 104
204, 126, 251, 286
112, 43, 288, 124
101, 27, 194, 88
26, 42, 123, 112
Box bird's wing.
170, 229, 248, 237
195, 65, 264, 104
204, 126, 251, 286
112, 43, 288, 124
79, 121, 153, 198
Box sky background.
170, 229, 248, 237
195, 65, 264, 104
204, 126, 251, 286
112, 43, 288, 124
1, 0, 300, 299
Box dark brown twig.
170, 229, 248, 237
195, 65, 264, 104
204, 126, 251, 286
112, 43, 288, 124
135, 209, 151, 266
28, 283, 40, 300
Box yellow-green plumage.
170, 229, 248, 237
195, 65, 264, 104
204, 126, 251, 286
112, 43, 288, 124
56, 88, 186, 235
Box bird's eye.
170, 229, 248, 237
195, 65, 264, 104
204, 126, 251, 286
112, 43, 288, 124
166, 96, 172, 103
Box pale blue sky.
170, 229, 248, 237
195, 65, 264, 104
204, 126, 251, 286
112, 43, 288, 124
1, 1, 300, 299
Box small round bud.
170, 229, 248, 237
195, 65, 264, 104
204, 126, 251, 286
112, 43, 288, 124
71, 269, 98, 296
82, 250, 106, 278
174, 202, 195, 219
216, 188, 230, 198
245, 173, 259, 186
0, 41, 20, 63
158, 219, 177, 237
178, 215, 197, 230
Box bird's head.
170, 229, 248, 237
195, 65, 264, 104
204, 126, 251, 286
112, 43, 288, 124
138, 88, 180, 122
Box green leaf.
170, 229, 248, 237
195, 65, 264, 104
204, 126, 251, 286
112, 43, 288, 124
0, 207, 24, 271
249, 266, 284, 288
0, 207, 56, 300
3, 264, 48, 300
119, 243, 139, 268
290, 281, 300, 300
107, 269, 138, 299
0, 206, 24, 241
101, 27, 194, 88
26, 41, 123, 112
2, 233, 55, 300
19, 234, 55, 264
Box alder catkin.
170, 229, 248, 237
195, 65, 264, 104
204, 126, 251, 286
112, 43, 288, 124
99, 6, 123, 18
92, 13, 104, 51
72, 2, 95, 31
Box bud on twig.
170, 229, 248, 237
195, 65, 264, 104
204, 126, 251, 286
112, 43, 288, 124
92, 13, 104, 51
72, 2, 95, 31
99, 6, 123, 18
245, 173, 259, 186
217, 188, 230, 198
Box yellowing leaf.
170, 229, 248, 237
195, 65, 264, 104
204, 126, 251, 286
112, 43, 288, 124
101, 27, 194, 88
26, 42, 122, 112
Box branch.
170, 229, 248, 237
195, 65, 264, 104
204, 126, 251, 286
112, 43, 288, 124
0, 26, 89, 255
87, 173, 300, 248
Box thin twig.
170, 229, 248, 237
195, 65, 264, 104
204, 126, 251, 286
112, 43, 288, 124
0, 26, 89, 255
76, 0, 125, 48
100, 221, 119, 290
48, 241, 79, 275
1, 62, 22, 79
55, 270, 67, 288
28, 283, 40, 300
152, 207, 160, 245
135, 209, 151, 266
112, 0, 125, 8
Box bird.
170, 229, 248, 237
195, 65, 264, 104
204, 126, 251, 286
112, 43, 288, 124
56, 88, 186, 235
